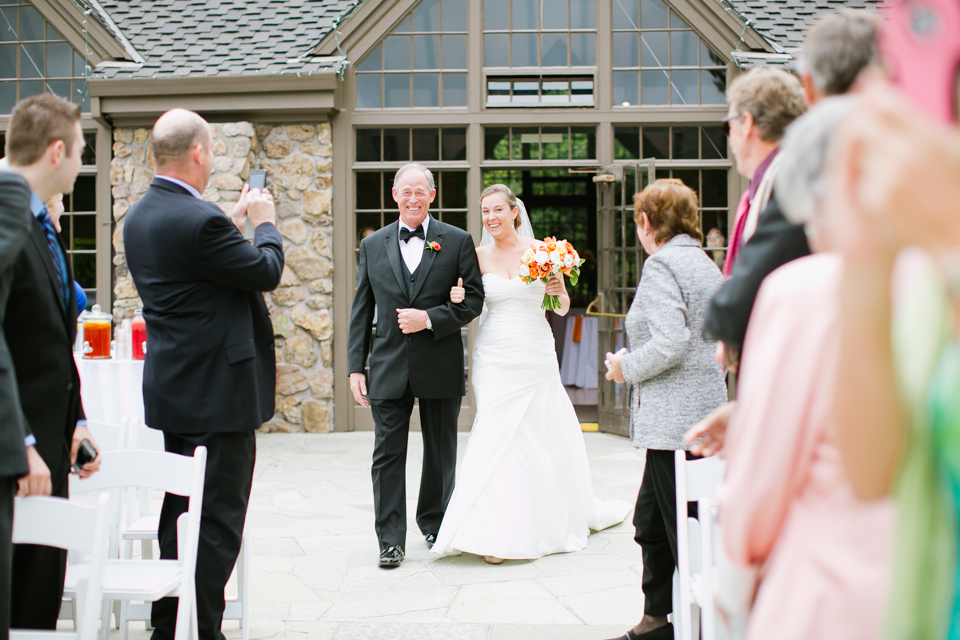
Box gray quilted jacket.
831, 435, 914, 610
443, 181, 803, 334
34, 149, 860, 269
620, 234, 727, 450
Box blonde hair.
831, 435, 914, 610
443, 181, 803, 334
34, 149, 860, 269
480, 183, 521, 229
726, 68, 808, 143
634, 178, 703, 245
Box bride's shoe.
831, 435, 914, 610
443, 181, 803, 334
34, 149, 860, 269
483, 555, 504, 564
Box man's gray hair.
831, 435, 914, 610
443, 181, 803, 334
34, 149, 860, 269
799, 10, 882, 97
150, 110, 211, 168
776, 95, 860, 225
393, 163, 435, 192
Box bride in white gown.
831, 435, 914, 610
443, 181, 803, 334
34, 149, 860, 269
431, 184, 629, 562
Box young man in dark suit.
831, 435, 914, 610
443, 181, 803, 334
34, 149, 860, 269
123, 108, 283, 640
2, 94, 102, 629
348, 163, 484, 568
0, 172, 32, 639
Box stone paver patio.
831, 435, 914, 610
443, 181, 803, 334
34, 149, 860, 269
114, 431, 646, 640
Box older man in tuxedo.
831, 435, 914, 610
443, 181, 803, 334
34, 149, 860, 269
124, 109, 283, 640
348, 163, 484, 568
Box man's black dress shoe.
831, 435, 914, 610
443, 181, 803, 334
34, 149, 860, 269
424, 534, 437, 549
606, 622, 674, 640
379, 546, 404, 569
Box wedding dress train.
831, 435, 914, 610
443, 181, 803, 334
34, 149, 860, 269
431, 274, 629, 559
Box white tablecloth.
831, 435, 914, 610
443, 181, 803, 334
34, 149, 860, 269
74, 355, 145, 425
559, 316, 598, 389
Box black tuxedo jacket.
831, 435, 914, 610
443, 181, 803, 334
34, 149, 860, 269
702, 194, 811, 351
0, 174, 32, 478
123, 178, 284, 434
348, 216, 483, 400
4, 178, 85, 486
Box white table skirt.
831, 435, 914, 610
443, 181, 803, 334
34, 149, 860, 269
559, 316, 598, 389
74, 355, 145, 426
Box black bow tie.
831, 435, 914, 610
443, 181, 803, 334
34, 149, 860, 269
400, 225, 424, 243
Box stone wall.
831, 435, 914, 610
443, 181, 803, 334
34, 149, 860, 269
110, 122, 335, 434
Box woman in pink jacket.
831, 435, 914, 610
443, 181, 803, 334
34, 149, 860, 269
698, 97, 896, 640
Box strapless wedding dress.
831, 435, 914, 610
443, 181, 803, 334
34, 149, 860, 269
431, 274, 629, 559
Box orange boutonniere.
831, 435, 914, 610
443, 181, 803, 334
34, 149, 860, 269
426, 241, 441, 252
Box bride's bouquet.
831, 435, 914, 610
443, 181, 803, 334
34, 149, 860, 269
518, 237, 585, 310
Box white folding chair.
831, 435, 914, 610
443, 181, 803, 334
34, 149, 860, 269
673, 451, 726, 640
120, 423, 250, 640
65, 448, 207, 640
12, 494, 111, 640
60, 420, 128, 627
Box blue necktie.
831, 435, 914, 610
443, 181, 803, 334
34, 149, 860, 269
37, 207, 69, 305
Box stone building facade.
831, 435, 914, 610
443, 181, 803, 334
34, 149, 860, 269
110, 121, 335, 434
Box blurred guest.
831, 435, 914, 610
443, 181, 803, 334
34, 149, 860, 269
695, 97, 895, 640
124, 109, 283, 640
2, 94, 101, 630
697, 10, 881, 445
0, 164, 32, 640
603, 179, 726, 640
42, 192, 87, 314
706, 227, 725, 269
830, 83, 960, 639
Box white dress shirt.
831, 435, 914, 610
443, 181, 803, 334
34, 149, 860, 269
399, 216, 428, 274
155, 175, 203, 199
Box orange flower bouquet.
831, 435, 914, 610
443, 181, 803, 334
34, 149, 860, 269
518, 237, 585, 310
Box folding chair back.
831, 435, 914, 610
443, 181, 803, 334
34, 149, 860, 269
12, 494, 111, 640
673, 451, 726, 640
84, 421, 128, 454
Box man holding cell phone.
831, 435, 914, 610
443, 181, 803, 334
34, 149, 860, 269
124, 109, 283, 640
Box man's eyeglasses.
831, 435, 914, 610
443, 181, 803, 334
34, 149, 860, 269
722, 112, 744, 137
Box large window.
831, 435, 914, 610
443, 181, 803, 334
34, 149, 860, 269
355, 0, 468, 109
0, 130, 99, 308
612, 0, 726, 106
483, 0, 596, 68
355, 170, 468, 235
484, 125, 596, 161
0, 1, 89, 112
613, 124, 726, 160
356, 127, 466, 162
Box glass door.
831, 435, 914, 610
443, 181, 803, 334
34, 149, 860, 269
592, 161, 654, 436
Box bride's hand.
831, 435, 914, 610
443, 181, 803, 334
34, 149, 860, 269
449, 278, 465, 303
544, 274, 566, 296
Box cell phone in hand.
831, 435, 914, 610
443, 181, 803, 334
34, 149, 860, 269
71, 438, 97, 473
248, 169, 267, 192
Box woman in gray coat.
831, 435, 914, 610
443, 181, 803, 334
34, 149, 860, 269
605, 178, 726, 640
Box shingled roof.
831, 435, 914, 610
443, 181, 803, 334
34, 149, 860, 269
726, 0, 882, 52
89, 0, 883, 80
93, 0, 360, 79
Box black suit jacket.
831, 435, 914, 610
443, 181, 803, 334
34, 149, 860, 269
123, 178, 284, 434
702, 194, 811, 352
348, 216, 483, 400
4, 180, 85, 486
0, 174, 32, 478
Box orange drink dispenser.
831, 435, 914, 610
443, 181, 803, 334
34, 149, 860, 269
82, 304, 112, 359
131, 309, 147, 360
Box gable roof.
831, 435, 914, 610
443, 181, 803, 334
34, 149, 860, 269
93, 0, 360, 79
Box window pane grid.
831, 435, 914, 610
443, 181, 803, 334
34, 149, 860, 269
0, 2, 89, 113
483, 125, 597, 161
355, 170, 469, 232
612, 125, 727, 160
355, 127, 467, 163
611, 0, 725, 106
483, 0, 596, 67
485, 76, 594, 107
356, 0, 468, 109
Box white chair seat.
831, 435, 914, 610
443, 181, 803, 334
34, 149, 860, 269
11, 632, 79, 640
66, 560, 183, 601
122, 514, 161, 540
